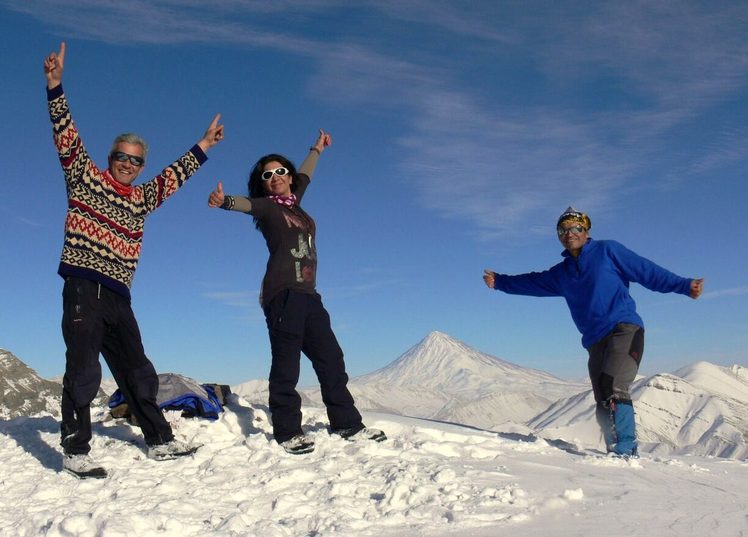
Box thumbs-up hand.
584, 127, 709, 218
208, 181, 225, 208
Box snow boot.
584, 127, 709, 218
63, 454, 107, 479
333, 427, 387, 443
610, 399, 638, 456
147, 439, 201, 461
279, 434, 315, 455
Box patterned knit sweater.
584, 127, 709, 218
48, 84, 208, 299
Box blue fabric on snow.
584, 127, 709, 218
108, 373, 223, 420
493, 238, 692, 348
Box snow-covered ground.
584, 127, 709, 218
1, 395, 746, 537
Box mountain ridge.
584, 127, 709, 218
4, 333, 746, 459
0, 349, 63, 419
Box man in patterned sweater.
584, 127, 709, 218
44, 42, 225, 478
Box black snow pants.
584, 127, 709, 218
264, 289, 363, 443
60, 277, 174, 454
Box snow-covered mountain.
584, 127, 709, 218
0, 349, 109, 419
232, 378, 316, 408
529, 362, 748, 459
0, 349, 63, 419
356, 331, 572, 395
305, 331, 587, 428
295, 332, 748, 459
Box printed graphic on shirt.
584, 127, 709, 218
279, 207, 317, 284
282, 211, 307, 230
291, 233, 316, 283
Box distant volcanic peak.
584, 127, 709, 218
358, 331, 562, 394
419, 331, 472, 352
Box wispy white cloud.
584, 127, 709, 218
17, 217, 44, 227
540, 2, 748, 107
398, 94, 634, 239
366, 0, 520, 45
299, 2, 748, 235
5, 0, 324, 48
11, 0, 747, 236
534, 2, 748, 166
700, 286, 748, 301
688, 126, 748, 175
202, 290, 258, 308
324, 278, 403, 300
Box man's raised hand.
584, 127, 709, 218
198, 114, 225, 153
44, 42, 66, 89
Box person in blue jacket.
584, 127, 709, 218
483, 207, 703, 456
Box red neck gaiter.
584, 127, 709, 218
103, 169, 134, 196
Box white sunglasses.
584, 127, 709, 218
261, 167, 289, 181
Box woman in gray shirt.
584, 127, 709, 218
208, 130, 385, 454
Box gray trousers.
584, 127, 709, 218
587, 323, 644, 449
587, 322, 644, 403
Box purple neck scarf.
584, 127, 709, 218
268, 194, 297, 207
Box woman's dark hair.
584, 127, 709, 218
248, 153, 297, 229
248, 153, 297, 198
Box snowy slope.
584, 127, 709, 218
0, 349, 109, 420
236, 333, 748, 459
1, 397, 746, 537
529, 363, 748, 459
306, 332, 586, 425
232, 379, 317, 409
0, 349, 64, 419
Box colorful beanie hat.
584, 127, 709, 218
557, 206, 591, 230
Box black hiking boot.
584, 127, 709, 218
147, 439, 201, 461
333, 427, 387, 442
279, 435, 315, 455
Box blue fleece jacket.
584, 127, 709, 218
493, 238, 692, 348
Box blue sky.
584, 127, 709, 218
2, 1, 747, 387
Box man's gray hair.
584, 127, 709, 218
110, 133, 148, 161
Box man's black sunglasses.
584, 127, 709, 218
111, 151, 145, 167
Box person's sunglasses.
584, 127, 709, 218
111, 151, 145, 167
557, 225, 587, 237
261, 167, 289, 181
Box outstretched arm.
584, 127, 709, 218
44, 42, 65, 90
483, 267, 561, 297
609, 241, 696, 298
137, 116, 221, 214
138, 114, 224, 213
208, 181, 252, 213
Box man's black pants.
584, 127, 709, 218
264, 290, 363, 443
61, 277, 173, 454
